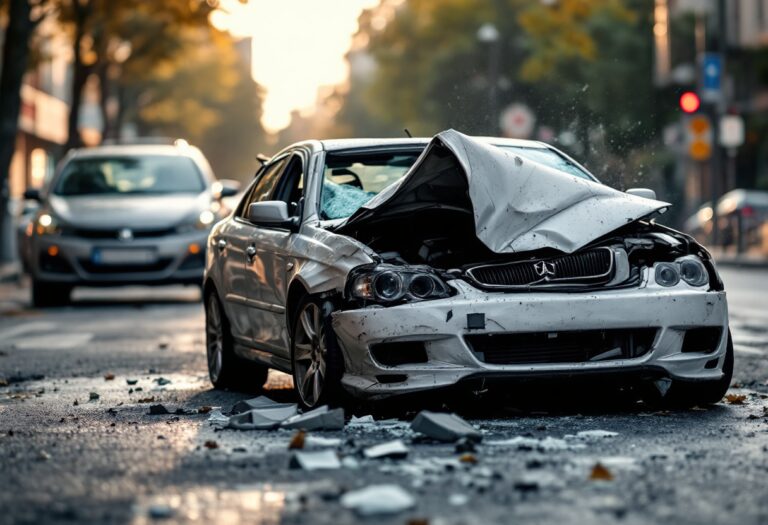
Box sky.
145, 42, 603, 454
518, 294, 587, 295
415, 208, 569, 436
211, 0, 380, 133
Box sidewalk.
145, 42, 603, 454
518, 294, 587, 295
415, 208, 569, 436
0, 262, 20, 283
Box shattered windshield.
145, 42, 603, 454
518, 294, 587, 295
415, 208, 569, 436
321, 152, 420, 219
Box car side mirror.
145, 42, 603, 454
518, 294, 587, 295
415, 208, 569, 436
626, 188, 656, 200
214, 179, 241, 199
23, 188, 41, 201
248, 201, 293, 228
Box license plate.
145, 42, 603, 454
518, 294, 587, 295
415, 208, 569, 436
92, 248, 157, 265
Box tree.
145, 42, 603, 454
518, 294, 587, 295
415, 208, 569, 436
0, 0, 51, 262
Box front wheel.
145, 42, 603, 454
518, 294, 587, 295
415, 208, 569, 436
205, 291, 268, 391
290, 295, 345, 409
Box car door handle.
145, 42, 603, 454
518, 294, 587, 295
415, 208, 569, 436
217, 239, 227, 252
245, 245, 257, 260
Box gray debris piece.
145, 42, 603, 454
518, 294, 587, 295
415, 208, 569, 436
207, 409, 230, 427
289, 450, 342, 471
126, 378, 138, 385
340, 484, 415, 516
231, 396, 296, 415
228, 404, 299, 430
410, 411, 482, 443
363, 439, 409, 460
280, 405, 345, 431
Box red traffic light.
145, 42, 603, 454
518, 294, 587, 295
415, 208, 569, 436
680, 91, 700, 113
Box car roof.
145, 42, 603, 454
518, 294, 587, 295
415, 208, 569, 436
317, 136, 550, 153
69, 144, 201, 159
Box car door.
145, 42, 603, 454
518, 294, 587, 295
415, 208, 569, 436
219, 156, 289, 344
243, 152, 306, 358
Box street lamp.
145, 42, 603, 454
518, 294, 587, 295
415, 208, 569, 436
476, 23, 500, 135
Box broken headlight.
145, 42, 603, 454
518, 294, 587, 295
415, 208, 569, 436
347, 265, 451, 304
654, 256, 709, 287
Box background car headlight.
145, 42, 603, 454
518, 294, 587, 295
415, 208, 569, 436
678, 256, 709, 287
655, 263, 680, 287
35, 213, 61, 235
197, 210, 215, 228
349, 265, 450, 303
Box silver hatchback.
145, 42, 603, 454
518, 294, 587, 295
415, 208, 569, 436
22, 141, 238, 306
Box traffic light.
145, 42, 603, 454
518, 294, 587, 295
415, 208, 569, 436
679, 91, 700, 113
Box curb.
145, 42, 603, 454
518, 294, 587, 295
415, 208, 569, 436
0, 263, 21, 283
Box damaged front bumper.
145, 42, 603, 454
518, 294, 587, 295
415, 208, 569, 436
331, 279, 729, 399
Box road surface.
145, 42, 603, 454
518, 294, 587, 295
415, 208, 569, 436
0, 267, 766, 525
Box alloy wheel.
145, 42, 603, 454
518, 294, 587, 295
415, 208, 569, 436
293, 302, 327, 407
206, 295, 224, 383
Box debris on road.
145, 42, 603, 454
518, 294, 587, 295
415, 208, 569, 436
228, 404, 299, 430
136, 396, 156, 403
103, 373, 115, 381
410, 411, 482, 443
290, 450, 341, 471
231, 396, 295, 415
455, 437, 477, 454
147, 504, 175, 519
289, 430, 306, 450
154, 377, 172, 386
197, 406, 212, 414
573, 430, 619, 440
458, 453, 477, 464
281, 405, 344, 431
363, 440, 409, 460
340, 484, 415, 516
305, 435, 342, 448
589, 462, 614, 481
486, 436, 585, 451
88, 392, 99, 401
725, 394, 747, 405
148, 404, 170, 415
449, 493, 469, 506
204, 440, 219, 450
207, 409, 230, 427
126, 378, 138, 385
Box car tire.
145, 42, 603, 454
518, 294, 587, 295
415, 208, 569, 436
205, 291, 268, 391
290, 295, 345, 409
31, 279, 72, 308
645, 329, 734, 408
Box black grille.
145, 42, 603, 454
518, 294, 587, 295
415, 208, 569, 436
466, 248, 613, 289
79, 259, 173, 274
63, 227, 177, 239
465, 328, 656, 365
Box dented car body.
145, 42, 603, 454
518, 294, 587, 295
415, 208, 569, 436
204, 130, 732, 408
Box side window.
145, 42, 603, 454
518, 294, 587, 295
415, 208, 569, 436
271, 155, 305, 217
236, 157, 288, 218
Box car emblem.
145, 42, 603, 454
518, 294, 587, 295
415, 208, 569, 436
118, 228, 133, 241
534, 260, 556, 278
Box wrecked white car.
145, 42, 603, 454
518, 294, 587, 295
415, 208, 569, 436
203, 130, 732, 409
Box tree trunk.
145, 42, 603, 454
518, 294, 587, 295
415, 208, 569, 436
0, 0, 34, 263
65, 0, 92, 150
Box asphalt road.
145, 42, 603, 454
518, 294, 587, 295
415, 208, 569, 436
0, 267, 767, 525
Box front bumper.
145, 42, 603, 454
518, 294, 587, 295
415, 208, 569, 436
332, 279, 729, 399
29, 231, 208, 286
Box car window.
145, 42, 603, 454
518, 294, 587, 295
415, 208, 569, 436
271, 155, 305, 217
54, 155, 205, 195
237, 157, 289, 218
320, 152, 421, 220
497, 146, 593, 180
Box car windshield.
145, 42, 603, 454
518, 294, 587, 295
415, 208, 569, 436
321, 152, 421, 220
54, 155, 205, 196
498, 146, 593, 180
320, 145, 593, 220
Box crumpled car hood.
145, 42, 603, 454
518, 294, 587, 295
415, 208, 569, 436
338, 129, 669, 254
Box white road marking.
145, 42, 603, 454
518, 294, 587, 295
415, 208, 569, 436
0, 321, 58, 342
13, 333, 93, 350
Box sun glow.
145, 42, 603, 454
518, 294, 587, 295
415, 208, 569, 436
211, 0, 380, 133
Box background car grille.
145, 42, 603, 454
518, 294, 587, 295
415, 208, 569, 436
79, 259, 173, 274
466, 247, 613, 289
465, 328, 657, 365
63, 227, 177, 239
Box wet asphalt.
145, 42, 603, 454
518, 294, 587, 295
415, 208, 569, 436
0, 267, 767, 525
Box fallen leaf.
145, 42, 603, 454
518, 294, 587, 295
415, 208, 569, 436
104, 373, 115, 381
0, 378, 8, 387
725, 394, 747, 405
198, 406, 213, 414
137, 396, 156, 403
458, 453, 477, 464
590, 463, 614, 481
204, 440, 219, 450
289, 430, 306, 450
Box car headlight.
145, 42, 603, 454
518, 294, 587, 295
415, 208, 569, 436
177, 210, 217, 233
678, 256, 709, 287
35, 213, 61, 236
654, 256, 709, 287
348, 265, 451, 304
